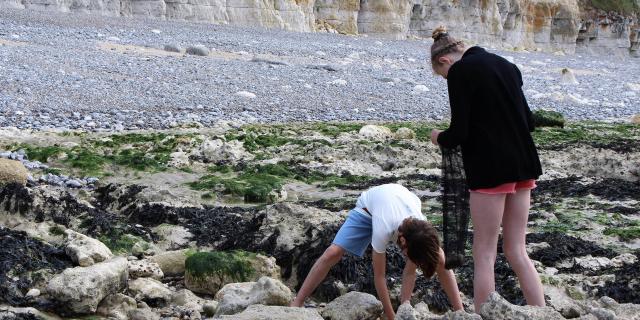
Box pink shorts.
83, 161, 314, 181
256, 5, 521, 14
470, 179, 537, 194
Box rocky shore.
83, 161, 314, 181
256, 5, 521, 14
0, 119, 638, 319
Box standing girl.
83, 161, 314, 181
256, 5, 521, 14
428, 26, 545, 311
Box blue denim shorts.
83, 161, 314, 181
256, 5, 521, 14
332, 209, 372, 257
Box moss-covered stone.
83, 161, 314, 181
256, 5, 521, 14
184, 251, 265, 295
533, 110, 565, 128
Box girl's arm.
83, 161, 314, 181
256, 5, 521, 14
437, 68, 472, 148
514, 64, 535, 132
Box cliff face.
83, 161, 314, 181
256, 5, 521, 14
0, 0, 637, 56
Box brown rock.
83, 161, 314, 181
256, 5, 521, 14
0, 159, 29, 186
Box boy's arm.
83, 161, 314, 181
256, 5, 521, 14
400, 259, 417, 304
372, 251, 394, 320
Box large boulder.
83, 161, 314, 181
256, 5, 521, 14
479, 292, 564, 319
96, 293, 137, 320
46, 257, 128, 315
358, 125, 393, 140
171, 288, 206, 311
0, 159, 29, 186
148, 249, 188, 276
128, 259, 164, 280
185, 251, 280, 295
321, 291, 383, 320
128, 277, 173, 307
64, 229, 113, 267
220, 304, 323, 320
215, 277, 292, 316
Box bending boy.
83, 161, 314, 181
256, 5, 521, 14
290, 183, 463, 319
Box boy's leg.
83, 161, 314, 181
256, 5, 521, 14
469, 192, 506, 312
502, 189, 544, 306
290, 244, 345, 307
436, 248, 464, 310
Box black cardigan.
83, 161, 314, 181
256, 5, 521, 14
437, 46, 542, 190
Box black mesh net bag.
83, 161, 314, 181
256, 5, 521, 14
440, 146, 470, 269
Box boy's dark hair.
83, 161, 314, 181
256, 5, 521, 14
398, 218, 440, 278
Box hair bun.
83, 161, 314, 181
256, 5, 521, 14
432, 26, 448, 42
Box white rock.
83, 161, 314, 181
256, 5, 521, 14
611, 253, 637, 267
215, 277, 292, 316
359, 125, 393, 140
480, 292, 564, 319
235, 91, 256, 99
321, 291, 382, 320
153, 224, 193, 252
128, 259, 164, 280
151, 29, 161, 34
148, 250, 188, 276
46, 257, 128, 314
412, 84, 429, 93
64, 229, 113, 267
128, 277, 172, 306
25, 288, 40, 298
172, 288, 205, 311
97, 293, 137, 320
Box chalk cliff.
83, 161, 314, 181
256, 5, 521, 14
0, 0, 637, 55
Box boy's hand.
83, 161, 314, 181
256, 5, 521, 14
430, 129, 442, 145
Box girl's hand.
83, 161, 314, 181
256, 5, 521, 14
430, 129, 442, 145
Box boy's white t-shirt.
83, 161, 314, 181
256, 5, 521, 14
353, 184, 425, 253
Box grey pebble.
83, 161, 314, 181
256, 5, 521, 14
185, 45, 209, 56
163, 44, 182, 53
